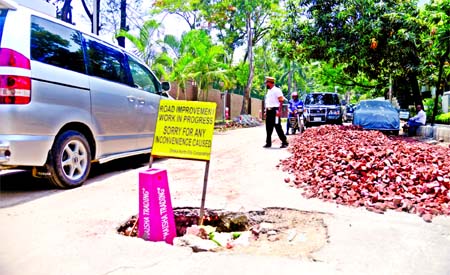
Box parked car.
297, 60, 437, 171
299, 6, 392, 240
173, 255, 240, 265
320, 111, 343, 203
343, 104, 355, 122
352, 100, 400, 135
0, 0, 171, 188
399, 109, 411, 120
304, 92, 343, 126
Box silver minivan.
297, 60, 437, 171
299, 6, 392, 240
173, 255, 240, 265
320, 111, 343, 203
0, 0, 171, 188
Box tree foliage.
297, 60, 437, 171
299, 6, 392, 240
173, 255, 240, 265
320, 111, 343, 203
273, 0, 431, 106
151, 0, 205, 30
116, 19, 162, 65
48, 0, 450, 119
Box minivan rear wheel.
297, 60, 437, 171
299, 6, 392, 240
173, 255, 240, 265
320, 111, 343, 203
47, 131, 91, 189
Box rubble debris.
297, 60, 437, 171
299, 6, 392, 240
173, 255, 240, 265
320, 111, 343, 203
117, 208, 328, 257
215, 115, 262, 131
279, 125, 450, 222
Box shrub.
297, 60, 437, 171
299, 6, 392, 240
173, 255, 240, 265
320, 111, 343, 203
436, 113, 450, 124
423, 98, 442, 121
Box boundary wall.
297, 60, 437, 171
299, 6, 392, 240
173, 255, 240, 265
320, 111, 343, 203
167, 83, 264, 121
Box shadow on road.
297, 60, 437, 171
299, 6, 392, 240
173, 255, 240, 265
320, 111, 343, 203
0, 154, 153, 208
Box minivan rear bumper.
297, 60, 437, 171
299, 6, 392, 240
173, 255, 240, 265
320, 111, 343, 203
0, 135, 53, 167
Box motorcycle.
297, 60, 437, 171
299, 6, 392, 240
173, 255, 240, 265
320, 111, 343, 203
289, 105, 306, 134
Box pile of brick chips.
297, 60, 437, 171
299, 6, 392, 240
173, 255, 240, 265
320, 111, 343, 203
279, 125, 450, 222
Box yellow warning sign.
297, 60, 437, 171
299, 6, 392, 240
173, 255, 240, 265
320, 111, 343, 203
152, 100, 217, 161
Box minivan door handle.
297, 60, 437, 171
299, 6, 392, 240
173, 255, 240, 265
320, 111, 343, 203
137, 97, 145, 105
126, 95, 136, 103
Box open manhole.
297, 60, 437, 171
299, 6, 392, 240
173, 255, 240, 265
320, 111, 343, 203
118, 207, 329, 259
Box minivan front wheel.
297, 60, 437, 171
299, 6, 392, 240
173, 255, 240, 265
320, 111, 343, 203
47, 131, 91, 189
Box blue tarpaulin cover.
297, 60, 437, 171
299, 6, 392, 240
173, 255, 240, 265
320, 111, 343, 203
353, 100, 400, 131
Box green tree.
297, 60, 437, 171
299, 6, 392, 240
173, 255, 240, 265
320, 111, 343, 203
151, 34, 183, 81
152, 52, 173, 80
205, 0, 278, 114
419, 0, 450, 124
274, 0, 429, 107
151, 0, 205, 30
180, 30, 230, 101
160, 34, 182, 59
170, 54, 194, 99
116, 19, 162, 65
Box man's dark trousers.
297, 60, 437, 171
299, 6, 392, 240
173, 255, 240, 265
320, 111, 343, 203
265, 108, 288, 146
407, 119, 423, 136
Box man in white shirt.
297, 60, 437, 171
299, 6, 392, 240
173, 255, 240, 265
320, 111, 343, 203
263, 76, 289, 148
404, 104, 426, 136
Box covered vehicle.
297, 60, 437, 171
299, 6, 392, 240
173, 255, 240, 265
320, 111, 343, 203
352, 100, 400, 135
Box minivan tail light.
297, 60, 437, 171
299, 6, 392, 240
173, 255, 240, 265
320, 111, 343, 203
0, 48, 31, 104
0, 75, 31, 104
0, 48, 30, 69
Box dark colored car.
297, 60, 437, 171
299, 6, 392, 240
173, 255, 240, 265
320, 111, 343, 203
343, 104, 355, 122
352, 100, 400, 135
304, 92, 343, 126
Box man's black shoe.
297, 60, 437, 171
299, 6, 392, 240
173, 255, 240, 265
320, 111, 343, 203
263, 144, 271, 148
280, 143, 289, 148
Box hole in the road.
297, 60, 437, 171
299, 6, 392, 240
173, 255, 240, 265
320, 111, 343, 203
118, 207, 329, 259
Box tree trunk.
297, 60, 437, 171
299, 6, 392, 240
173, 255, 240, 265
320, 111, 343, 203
241, 14, 253, 115
80, 0, 99, 34
288, 65, 293, 95
408, 72, 422, 108
80, 0, 92, 23
117, 0, 126, 48
431, 45, 449, 126
192, 83, 198, 101
61, 0, 72, 24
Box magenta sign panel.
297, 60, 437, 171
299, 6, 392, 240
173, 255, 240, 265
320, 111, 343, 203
138, 168, 177, 244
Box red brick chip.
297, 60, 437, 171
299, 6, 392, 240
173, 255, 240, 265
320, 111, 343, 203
279, 125, 450, 222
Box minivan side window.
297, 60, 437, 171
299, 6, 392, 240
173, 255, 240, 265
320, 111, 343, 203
84, 36, 128, 85
127, 56, 157, 94
0, 10, 8, 41
30, 16, 85, 74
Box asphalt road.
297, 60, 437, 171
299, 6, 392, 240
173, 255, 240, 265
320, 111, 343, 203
0, 154, 151, 208
1, 126, 449, 275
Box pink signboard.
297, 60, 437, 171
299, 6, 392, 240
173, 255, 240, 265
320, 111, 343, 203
138, 168, 177, 244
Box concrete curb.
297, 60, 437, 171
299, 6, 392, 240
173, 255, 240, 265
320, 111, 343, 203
417, 124, 450, 142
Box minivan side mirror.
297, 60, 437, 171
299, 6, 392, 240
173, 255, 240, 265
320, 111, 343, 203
161, 81, 171, 91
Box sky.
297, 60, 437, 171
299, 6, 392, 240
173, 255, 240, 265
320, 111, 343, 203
71, 1, 188, 45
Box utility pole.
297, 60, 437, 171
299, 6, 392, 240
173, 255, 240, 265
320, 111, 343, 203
92, 0, 100, 35
117, 0, 127, 48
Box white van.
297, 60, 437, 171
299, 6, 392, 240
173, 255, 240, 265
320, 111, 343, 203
0, 0, 171, 188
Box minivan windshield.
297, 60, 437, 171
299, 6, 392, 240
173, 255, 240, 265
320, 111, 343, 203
305, 93, 340, 105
